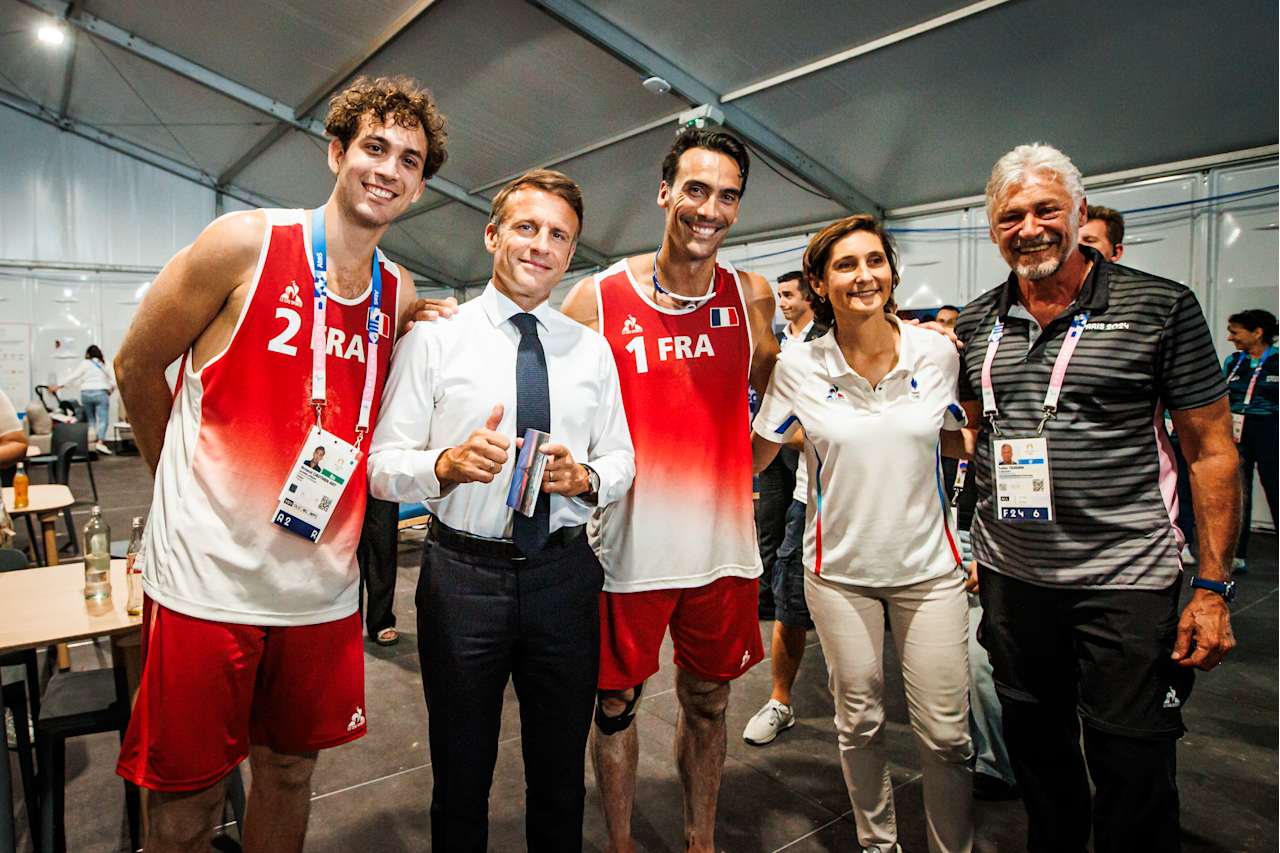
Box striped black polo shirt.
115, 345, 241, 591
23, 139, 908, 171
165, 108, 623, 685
955, 247, 1226, 588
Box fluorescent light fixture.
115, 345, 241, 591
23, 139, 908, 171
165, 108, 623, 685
37, 24, 66, 46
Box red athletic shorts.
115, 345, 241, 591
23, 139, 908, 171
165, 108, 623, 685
116, 599, 366, 792
598, 575, 764, 690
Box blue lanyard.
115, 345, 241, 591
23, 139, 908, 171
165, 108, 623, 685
309, 206, 384, 435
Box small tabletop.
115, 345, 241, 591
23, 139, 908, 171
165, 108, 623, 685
0, 559, 138, 654
3, 484, 74, 515
25, 445, 41, 458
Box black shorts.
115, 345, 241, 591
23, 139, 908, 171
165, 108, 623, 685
977, 567, 1193, 738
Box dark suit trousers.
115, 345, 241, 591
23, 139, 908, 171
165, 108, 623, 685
417, 533, 603, 852
357, 495, 399, 637
755, 448, 797, 612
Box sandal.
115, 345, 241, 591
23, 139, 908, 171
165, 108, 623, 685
374, 627, 399, 647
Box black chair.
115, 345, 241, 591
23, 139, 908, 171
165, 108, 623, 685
49, 422, 97, 503
53, 443, 95, 556
0, 548, 40, 843
36, 664, 140, 853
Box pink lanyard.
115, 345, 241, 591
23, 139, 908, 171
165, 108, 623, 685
980, 311, 1089, 435
308, 206, 383, 441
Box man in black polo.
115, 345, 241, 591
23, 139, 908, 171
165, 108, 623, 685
955, 143, 1239, 853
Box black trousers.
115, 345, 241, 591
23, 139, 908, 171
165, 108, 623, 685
1237, 414, 1278, 558
417, 533, 602, 852
979, 568, 1190, 853
357, 495, 399, 637
754, 448, 796, 614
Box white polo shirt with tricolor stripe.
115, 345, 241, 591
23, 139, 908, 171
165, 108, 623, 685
754, 316, 966, 588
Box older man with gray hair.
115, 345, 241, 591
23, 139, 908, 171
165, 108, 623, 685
953, 143, 1239, 853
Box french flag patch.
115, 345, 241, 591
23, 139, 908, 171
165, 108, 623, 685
709, 307, 739, 328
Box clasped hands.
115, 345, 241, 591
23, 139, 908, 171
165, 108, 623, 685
433, 403, 590, 496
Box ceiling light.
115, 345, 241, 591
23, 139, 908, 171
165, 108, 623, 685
37, 24, 66, 46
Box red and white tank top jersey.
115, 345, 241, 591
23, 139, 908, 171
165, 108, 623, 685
590, 258, 762, 592
142, 209, 399, 626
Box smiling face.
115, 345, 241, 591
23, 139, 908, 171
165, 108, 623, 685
657, 148, 743, 261
777, 278, 812, 325
328, 112, 428, 229
812, 230, 895, 323
1227, 322, 1264, 352
990, 170, 1087, 282
485, 188, 579, 310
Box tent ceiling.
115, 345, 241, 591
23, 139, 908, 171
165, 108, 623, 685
2, 0, 1276, 288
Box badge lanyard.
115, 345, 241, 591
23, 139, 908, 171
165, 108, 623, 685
981, 311, 1090, 436
1227, 347, 1276, 408
309, 206, 383, 443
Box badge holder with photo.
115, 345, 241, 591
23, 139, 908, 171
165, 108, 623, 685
981, 312, 1088, 524
273, 206, 384, 543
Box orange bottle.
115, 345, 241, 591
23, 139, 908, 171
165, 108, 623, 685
13, 462, 28, 509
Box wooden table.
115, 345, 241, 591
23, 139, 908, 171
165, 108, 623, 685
3, 485, 74, 568
0, 560, 138, 853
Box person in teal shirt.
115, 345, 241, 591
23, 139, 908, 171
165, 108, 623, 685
1224, 309, 1278, 573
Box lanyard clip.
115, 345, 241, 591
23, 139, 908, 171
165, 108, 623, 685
1035, 406, 1057, 435
985, 414, 1003, 436
312, 402, 325, 427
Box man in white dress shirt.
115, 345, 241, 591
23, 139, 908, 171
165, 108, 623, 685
367, 169, 635, 852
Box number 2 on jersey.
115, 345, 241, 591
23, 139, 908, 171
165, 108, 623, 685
267, 307, 301, 356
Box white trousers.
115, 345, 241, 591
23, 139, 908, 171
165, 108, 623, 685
805, 569, 973, 853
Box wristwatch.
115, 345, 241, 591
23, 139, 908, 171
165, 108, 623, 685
1189, 575, 1236, 603
581, 464, 601, 503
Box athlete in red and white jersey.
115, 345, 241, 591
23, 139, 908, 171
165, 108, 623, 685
591, 257, 758, 591
141, 209, 399, 625
112, 77, 454, 852
562, 127, 779, 853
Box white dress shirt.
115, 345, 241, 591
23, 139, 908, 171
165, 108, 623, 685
368, 283, 635, 539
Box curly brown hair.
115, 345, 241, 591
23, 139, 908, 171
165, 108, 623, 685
325, 75, 448, 179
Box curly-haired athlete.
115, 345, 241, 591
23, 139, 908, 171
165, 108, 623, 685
113, 76, 454, 853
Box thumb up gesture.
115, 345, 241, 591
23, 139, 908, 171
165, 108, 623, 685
434, 404, 510, 485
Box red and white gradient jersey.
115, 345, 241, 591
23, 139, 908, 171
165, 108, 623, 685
142, 209, 399, 626
590, 258, 762, 592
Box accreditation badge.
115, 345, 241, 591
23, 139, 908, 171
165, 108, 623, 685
991, 436, 1054, 522
272, 426, 360, 542
1231, 412, 1245, 443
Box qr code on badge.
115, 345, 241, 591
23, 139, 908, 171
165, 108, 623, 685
1033, 479, 1045, 492
318, 496, 333, 512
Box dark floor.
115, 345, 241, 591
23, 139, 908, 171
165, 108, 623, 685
6, 451, 1278, 852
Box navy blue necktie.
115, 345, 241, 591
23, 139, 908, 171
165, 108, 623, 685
510, 313, 550, 555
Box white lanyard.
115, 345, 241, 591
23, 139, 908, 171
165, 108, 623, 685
308, 206, 383, 440
1227, 347, 1276, 407
981, 311, 1089, 435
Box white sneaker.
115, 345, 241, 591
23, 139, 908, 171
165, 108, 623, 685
1179, 545, 1196, 564
95, 441, 113, 455
743, 698, 795, 745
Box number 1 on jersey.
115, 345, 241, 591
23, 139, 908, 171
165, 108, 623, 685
625, 335, 648, 374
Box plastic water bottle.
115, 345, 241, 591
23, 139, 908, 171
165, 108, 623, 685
13, 462, 28, 509
125, 516, 144, 616
82, 506, 111, 602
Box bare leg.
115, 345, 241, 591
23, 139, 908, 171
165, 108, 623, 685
242, 745, 318, 853
770, 622, 808, 706
674, 670, 730, 853
143, 780, 227, 853
591, 685, 642, 853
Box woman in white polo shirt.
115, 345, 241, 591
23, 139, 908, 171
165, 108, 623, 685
753, 214, 972, 853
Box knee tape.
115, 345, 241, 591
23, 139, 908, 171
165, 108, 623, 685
594, 684, 644, 735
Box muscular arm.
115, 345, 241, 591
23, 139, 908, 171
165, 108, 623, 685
560, 274, 600, 331
743, 272, 780, 395
115, 211, 265, 474
1169, 398, 1239, 669
1172, 398, 1240, 583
